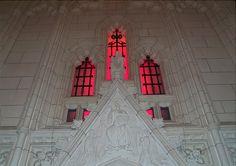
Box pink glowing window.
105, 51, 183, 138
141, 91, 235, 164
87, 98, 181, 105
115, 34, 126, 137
82, 109, 90, 121
146, 108, 155, 119
67, 109, 76, 122
106, 29, 128, 80
140, 56, 165, 95
71, 57, 95, 96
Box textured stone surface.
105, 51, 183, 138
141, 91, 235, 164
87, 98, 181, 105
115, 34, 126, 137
0, 1, 235, 166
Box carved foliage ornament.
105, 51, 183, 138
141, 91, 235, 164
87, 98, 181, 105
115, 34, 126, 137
177, 142, 211, 165
32, 147, 60, 166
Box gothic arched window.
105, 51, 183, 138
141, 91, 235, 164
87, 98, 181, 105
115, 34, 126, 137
71, 57, 96, 96
107, 29, 128, 80
140, 56, 165, 95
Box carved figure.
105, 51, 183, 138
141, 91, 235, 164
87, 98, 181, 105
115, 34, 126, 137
111, 51, 124, 80
79, 130, 98, 166
106, 101, 131, 151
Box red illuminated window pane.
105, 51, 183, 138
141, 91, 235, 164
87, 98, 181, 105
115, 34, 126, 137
140, 56, 165, 95
107, 29, 128, 80
71, 57, 95, 96
67, 109, 77, 122
146, 108, 155, 119
82, 109, 91, 121
160, 107, 171, 120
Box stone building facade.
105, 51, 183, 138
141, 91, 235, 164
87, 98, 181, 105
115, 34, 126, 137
0, 0, 235, 165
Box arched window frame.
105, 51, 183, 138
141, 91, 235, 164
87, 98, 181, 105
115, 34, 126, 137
71, 57, 96, 97
139, 55, 165, 95
106, 28, 129, 80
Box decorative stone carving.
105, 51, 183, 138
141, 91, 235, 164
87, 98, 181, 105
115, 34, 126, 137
129, 1, 208, 13
71, 119, 82, 130
111, 51, 125, 80
178, 142, 211, 165
153, 118, 165, 128
221, 128, 236, 164
31, 147, 60, 166
63, 87, 178, 166
227, 146, 236, 164
0, 150, 10, 166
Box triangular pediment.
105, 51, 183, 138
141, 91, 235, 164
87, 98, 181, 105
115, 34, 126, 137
55, 80, 186, 166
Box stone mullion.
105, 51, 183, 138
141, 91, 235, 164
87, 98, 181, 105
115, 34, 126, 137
54, 64, 70, 123
96, 54, 105, 97
36, 16, 71, 128
169, 55, 189, 124
34, 14, 70, 130
55, 62, 73, 123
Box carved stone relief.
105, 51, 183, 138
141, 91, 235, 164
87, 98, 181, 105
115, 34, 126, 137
29, 145, 60, 166
227, 145, 236, 164
221, 129, 236, 165
0, 134, 15, 166
66, 90, 177, 166
177, 142, 211, 165
0, 147, 11, 166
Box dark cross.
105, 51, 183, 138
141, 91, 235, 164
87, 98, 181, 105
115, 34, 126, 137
111, 29, 122, 51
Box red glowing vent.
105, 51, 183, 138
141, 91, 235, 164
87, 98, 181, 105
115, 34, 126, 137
140, 56, 165, 95
71, 57, 95, 96
146, 108, 155, 119
82, 109, 90, 121
106, 29, 128, 80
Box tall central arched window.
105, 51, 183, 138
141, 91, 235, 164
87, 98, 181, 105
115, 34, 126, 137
140, 56, 165, 95
71, 57, 96, 96
106, 29, 128, 80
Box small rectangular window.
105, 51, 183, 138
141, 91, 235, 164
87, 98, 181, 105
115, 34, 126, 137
67, 109, 77, 122
160, 107, 171, 120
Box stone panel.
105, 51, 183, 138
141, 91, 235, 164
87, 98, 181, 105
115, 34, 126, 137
0, 64, 38, 77
205, 36, 223, 47
222, 101, 236, 113
196, 59, 211, 72
207, 85, 236, 101
18, 77, 34, 89
193, 47, 229, 59
202, 72, 236, 84
0, 89, 29, 105
217, 113, 236, 122
21, 51, 42, 63
6, 51, 24, 64
0, 117, 19, 126
17, 32, 39, 41
207, 59, 236, 72
0, 105, 23, 117
0, 77, 20, 89
11, 41, 46, 52
188, 37, 207, 47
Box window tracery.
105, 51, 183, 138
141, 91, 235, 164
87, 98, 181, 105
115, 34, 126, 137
107, 29, 128, 80
140, 56, 165, 95
71, 57, 96, 96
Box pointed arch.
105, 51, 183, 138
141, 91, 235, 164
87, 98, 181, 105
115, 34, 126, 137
71, 57, 96, 96
140, 55, 165, 95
